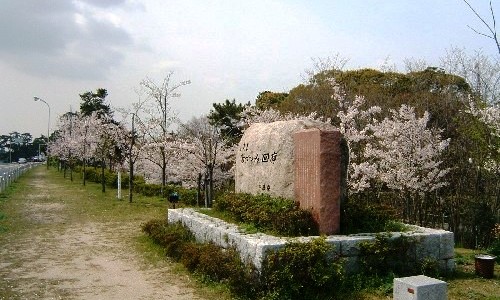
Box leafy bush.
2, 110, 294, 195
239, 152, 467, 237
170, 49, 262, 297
142, 219, 261, 299
342, 199, 400, 234
359, 233, 420, 277
78, 167, 143, 190
141, 219, 194, 259
144, 218, 430, 299
214, 192, 319, 236
260, 237, 343, 300
178, 188, 198, 206
419, 257, 440, 278
460, 196, 496, 249
134, 183, 164, 197
488, 223, 500, 262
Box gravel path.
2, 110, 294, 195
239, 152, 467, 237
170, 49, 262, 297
0, 170, 209, 299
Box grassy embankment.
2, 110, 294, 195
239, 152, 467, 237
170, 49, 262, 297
0, 165, 498, 299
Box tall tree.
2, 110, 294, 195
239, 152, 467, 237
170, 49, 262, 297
441, 47, 500, 105
80, 88, 112, 118
255, 91, 288, 110
208, 99, 248, 145
178, 115, 234, 206
136, 72, 191, 192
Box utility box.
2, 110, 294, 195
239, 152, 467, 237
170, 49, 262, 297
393, 275, 447, 300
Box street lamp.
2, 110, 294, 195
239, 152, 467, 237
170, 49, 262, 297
34, 97, 50, 168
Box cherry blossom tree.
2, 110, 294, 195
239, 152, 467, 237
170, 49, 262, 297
366, 105, 450, 222
178, 115, 235, 206
331, 81, 451, 223
117, 94, 152, 202
467, 97, 500, 174
91, 115, 127, 192
49, 112, 80, 179
50, 111, 127, 192
239, 79, 450, 223
135, 72, 191, 192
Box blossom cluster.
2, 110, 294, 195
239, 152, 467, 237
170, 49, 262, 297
49, 112, 127, 168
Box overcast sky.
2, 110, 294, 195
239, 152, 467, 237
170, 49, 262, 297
0, 0, 498, 138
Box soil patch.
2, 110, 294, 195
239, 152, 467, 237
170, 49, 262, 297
0, 169, 211, 299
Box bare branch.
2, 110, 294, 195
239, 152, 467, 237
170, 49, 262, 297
463, 0, 500, 55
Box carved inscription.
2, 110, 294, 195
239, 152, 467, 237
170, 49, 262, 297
258, 184, 271, 191
236, 120, 333, 199
239, 143, 278, 164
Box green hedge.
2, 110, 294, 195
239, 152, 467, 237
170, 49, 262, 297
142, 219, 346, 299
142, 219, 438, 299
213, 193, 319, 237
261, 237, 343, 300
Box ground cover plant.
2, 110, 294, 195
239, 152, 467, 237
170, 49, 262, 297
212, 192, 319, 236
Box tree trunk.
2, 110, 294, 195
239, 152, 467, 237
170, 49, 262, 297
208, 163, 213, 207
83, 159, 86, 186
129, 161, 134, 203
197, 172, 202, 207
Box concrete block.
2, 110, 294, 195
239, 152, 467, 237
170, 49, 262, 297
439, 232, 454, 259
415, 233, 441, 261
394, 275, 447, 300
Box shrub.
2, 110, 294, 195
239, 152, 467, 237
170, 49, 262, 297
214, 192, 319, 236
141, 219, 194, 260
342, 199, 399, 234
488, 223, 500, 262
358, 233, 416, 277
177, 188, 198, 206
460, 196, 496, 249
260, 237, 343, 300
179, 242, 202, 272
419, 257, 440, 278
143, 218, 261, 299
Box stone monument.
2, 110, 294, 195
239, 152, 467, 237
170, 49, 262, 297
294, 128, 344, 234
235, 119, 345, 235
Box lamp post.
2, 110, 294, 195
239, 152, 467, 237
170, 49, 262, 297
34, 97, 50, 169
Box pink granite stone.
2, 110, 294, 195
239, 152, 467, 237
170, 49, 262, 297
294, 129, 342, 235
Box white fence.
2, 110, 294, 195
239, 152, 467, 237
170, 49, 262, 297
0, 163, 36, 193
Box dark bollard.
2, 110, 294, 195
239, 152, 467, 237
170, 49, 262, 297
169, 192, 179, 209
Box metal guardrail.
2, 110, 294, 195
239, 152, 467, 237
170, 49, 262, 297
0, 163, 37, 193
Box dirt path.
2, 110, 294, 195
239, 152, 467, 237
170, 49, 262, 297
0, 169, 210, 299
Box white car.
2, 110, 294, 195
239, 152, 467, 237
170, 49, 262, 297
18, 158, 27, 164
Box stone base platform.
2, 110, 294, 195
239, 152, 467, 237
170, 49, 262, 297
394, 275, 447, 300
167, 208, 455, 272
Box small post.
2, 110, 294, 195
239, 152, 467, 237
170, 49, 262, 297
117, 171, 122, 199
